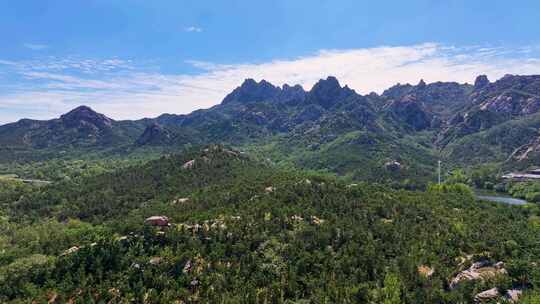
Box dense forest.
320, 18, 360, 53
1, 146, 540, 303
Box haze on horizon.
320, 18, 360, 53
1, 0, 540, 124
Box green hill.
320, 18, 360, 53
1, 147, 540, 303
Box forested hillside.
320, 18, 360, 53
1, 146, 540, 303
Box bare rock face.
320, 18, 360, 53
472, 75, 540, 116
473, 287, 523, 303
510, 135, 540, 161
382, 80, 471, 121
450, 260, 507, 289
474, 288, 499, 303
441, 75, 540, 145
479, 91, 540, 115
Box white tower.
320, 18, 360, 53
438, 160, 442, 185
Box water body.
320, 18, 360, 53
475, 191, 527, 205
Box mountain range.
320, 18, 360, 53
2, 74, 540, 183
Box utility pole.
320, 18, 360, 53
438, 160, 442, 185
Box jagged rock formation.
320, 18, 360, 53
2, 74, 540, 177
222, 79, 282, 104
474, 75, 490, 89
307, 76, 356, 109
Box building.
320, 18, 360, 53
502, 168, 540, 181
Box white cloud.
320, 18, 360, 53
185, 26, 203, 33
1, 42, 540, 124
23, 43, 49, 50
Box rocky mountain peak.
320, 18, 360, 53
60, 105, 113, 128
474, 75, 490, 89
222, 79, 281, 104
310, 76, 348, 97
308, 76, 355, 108
382, 83, 414, 99
418, 79, 427, 88
279, 84, 307, 103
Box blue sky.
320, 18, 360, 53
1, 0, 540, 123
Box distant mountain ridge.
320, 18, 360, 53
2, 74, 540, 182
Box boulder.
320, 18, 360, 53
182, 159, 196, 169
291, 215, 304, 221
183, 260, 192, 274
61, 246, 80, 256
115, 235, 129, 242
474, 288, 499, 303
172, 197, 190, 204
145, 216, 170, 227
385, 161, 402, 172
417, 265, 435, 278
505, 289, 522, 303
310, 215, 325, 225
450, 260, 507, 289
